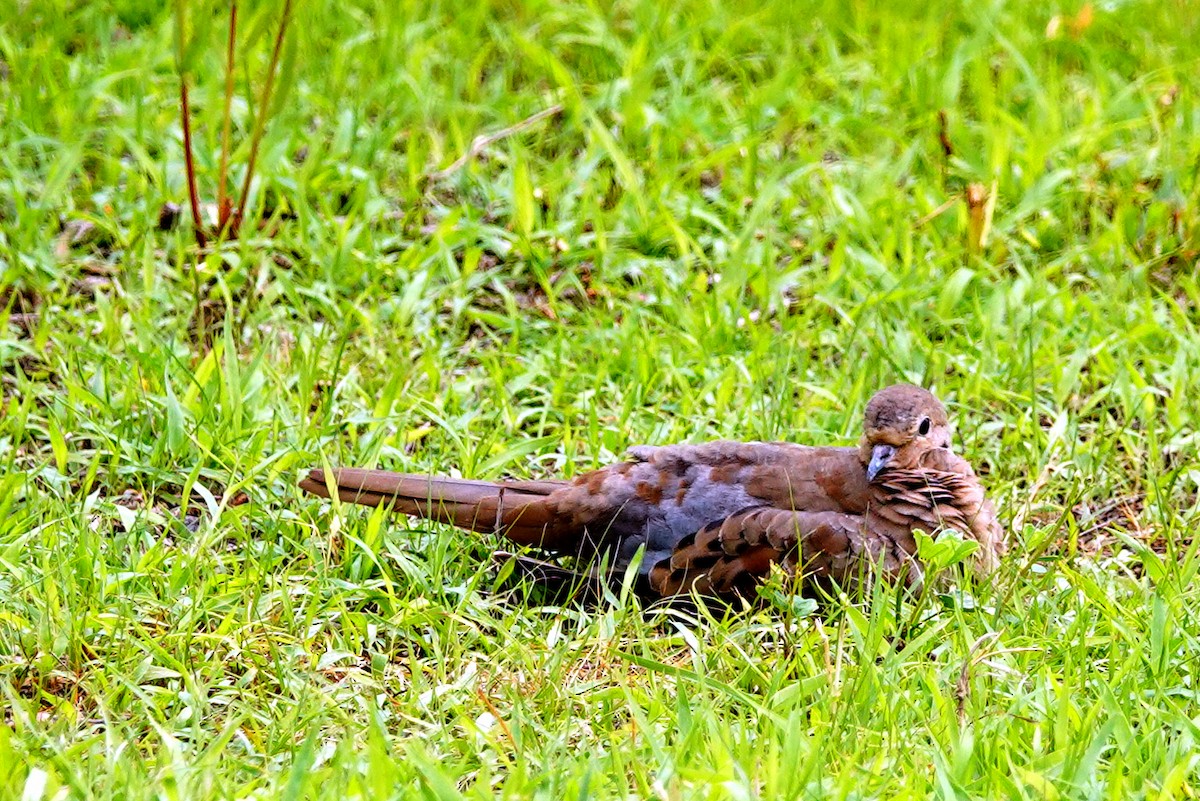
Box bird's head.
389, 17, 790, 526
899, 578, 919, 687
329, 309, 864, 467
858, 384, 952, 482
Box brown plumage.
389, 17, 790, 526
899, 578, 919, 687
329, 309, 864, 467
299, 384, 1004, 602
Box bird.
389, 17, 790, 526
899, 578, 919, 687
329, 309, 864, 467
299, 384, 1003, 603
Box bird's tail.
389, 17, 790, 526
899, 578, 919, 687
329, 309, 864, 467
299, 468, 567, 546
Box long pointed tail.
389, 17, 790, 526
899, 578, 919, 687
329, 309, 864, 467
299, 468, 568, 546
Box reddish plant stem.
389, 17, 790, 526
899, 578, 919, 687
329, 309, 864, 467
217, 1, 239, 235
179, 79, 207, 249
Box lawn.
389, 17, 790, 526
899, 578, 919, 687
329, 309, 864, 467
3, 0, 1200, 797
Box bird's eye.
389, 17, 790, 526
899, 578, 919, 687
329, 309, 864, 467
917, 417, 931, 436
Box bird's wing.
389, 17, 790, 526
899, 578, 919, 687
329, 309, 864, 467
646, 506, 921, 599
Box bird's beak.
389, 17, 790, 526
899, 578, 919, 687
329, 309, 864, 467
867, 444, 896, 481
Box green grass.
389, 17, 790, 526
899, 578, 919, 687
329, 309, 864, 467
3, 0, 1200, 797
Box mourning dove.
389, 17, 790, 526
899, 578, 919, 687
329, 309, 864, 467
300, 384, 1003, 601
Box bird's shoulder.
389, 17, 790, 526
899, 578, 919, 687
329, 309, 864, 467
626, 439, 859, 469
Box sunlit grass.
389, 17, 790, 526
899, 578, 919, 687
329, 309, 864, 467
2, 0, 1200, 797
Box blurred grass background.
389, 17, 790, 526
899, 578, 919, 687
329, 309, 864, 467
2, 0, 1200, 797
